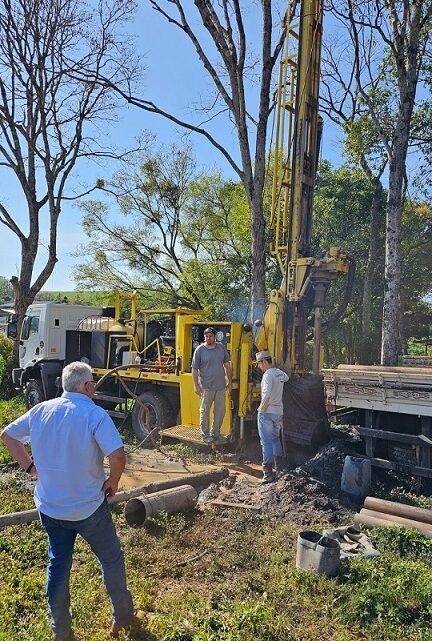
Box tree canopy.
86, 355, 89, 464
313, 161, 432, 365
74, 145, 254, 320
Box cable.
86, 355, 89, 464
94, 363, 190, 471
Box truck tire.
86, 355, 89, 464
131, 391, 174, 441
24, 380, 45, 409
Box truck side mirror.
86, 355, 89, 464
7, 322, 17, 340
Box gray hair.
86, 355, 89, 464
62, 361, 93, 392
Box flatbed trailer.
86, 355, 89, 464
323, 364, 432, 479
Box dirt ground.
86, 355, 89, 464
119, 425, 364, 527
198, 426, 364, 525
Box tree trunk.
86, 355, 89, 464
361, 178, 384, 364
381, 156, 405, 365
250, 193, 267, 322
10, 277, 33, 362
381, 81, 416, 365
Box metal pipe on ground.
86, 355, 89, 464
360, 508, 432, 532
0, 467, 229, 528
354, 511, 432, 539
125, 485, 198, 527
364, 496, 432, 526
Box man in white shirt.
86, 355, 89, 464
256, 350, 289, 483
1, 362, 139, 640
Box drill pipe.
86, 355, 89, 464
0, 467, 229, 528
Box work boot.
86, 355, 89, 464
212, 434, 228, 444
110, 610, 146, 638
261, 464, 276, 484
202, 434, 213, 444
274, 456, 287, 477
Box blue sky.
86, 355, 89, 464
0, 1, 347, 292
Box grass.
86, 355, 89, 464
0, 395, 26, 463
2, 503, 432, 641
1, 398, 432, 640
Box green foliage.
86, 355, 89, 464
1, 487, 432, 641
74, 145, 253, 317
313, 161, 385, 364
0, 334, 16, 400
0, 397, 26, 463
313, 161, 432, 365
34, 290, 112, 306
386, 487, 432, 511
339, 554, 432, 628
400, 201, 432, 344
0, 276, 13, 302
145, 511, 188, 540
369, 526, 432, 563
150, 595, 280, 641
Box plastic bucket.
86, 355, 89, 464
296, 530, 340, 577
341, 456, 371, 500
125, 484, 198, 527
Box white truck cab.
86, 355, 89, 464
12, 301, 103, 407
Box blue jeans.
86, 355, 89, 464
40, 500, 133, 638
257, 412, 283, 465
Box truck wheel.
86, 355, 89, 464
24, 380, 45, 409
131, 391, 174, 441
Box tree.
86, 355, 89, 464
0, 0, 137, 337
0, 276, 13, 303
74, 145, 252, 318
320, 32, 388, 363
87, 0, 288, 320
327, 0, 432, 365
313, 161, 385, 364
314, 161, 432, 366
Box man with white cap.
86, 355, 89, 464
256, 350, 289, 483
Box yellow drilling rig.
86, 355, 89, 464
9, 0, 352, 450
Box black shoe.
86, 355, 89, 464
261, 464, 276, 484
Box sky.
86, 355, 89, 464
0, 1, 347, 293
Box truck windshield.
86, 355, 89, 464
21, 315, 40, 340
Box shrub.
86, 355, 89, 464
0, 334, 15, 399
370, 526, 432, 563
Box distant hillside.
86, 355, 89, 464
34, 291, 112, 306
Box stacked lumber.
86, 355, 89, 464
354, 496, 432, 539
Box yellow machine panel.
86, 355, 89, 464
179, 373, 232, 436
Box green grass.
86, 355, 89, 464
2, 503, 432, 641
0, 396, 26, 464
1, 397, 432, 640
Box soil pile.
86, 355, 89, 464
210, 426, 362, 525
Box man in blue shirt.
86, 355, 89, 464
1, 361, 138, 640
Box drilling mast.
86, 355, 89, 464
255, 0, 349, 374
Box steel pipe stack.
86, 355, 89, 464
354, 496, 432, 539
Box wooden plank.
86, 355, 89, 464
369, 457, 432, 479
355, 426, 432, 447
210, 499, 261, 512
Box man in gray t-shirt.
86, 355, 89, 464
191, 327, 232, 444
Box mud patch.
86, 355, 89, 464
211, 426, 361, 525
